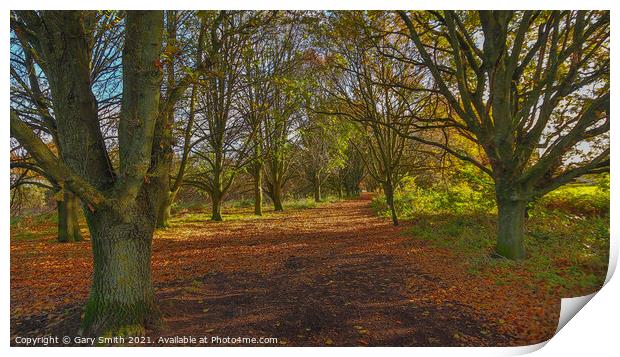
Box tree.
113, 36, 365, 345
10, 11, 123, 242
151, 10, 212, 228
153, 10, 224, 227
298, 107, 350, 202
297, 49, 352, 203
320, 11, 427, 225
252, 12, 309, 211
10, 10, 167, 335
397, 10, 609, 259
11, 148, 84, 242
185, 11, 258, 221
338, 139, 366, 198
239, 12, 277, 215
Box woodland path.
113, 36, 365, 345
11, 194, 559, 346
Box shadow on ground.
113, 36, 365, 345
11, 195, 553, 346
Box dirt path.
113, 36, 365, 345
11, 194, 559, 346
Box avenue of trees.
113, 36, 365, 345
10, 10, 609, 335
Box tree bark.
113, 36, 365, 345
154, 12, 179, 229
211, 192, 223, 221
495, 197, 527, 260
156, 190, 176, 228
272, 183, 284, 211
313, 174, 322, 203
57, 190, 83, 243
384, 180, 399, 226
80, 207, 159, 336
253, 164, 263, 216
81, 11, 164, 335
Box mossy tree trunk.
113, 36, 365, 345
211, 190, 223, 221
156, 190, 177, 228
154, 11, 183, 229
208, 152, 226, 221
342, 147, 364, 199
57, 190, 83, 243
80, 204, 159, 336
495, 197, 527, 260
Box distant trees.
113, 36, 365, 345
153, 10, 223, 227
11, 148, 85, 242
256, 13, 309, 211
338, 143, 365, 198
239, 20, 272, 215
186, 12, 263, 221
296, 47, 354, 203
397, 10, 610, 259
320, 12, 429, 225
298, 111, 350, 202
10, 149, 86, 242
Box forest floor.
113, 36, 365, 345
11, 193, 594, 346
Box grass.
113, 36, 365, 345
10, 210, 59, 241
171, 209, 279, 225
166, 195, 346, 226
284, 195, 342, 210
372, 180, 610, 294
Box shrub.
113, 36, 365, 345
371, 175, 496, 219
372, 172, 609, 293
536, 183, 609, 216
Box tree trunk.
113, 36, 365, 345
384, 181, 398, 226
272, 183, 283, 211
495, 198, 527, 260
156, 198, 172, 228
313, 175, 322, 203
156, 190, 176, 228
253, 165, 263, 216
80, 209, 159, 336
211, 192, 223, 221
57, 190, 83, 243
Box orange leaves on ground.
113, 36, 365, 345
10, 195, 581, 346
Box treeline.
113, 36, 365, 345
9, 10, 609, 335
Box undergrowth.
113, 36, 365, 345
371, 174, 610, 294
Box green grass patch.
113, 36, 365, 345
11, 210, 58, 241
168, 195, 344, 225
285, 197, 318, 209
